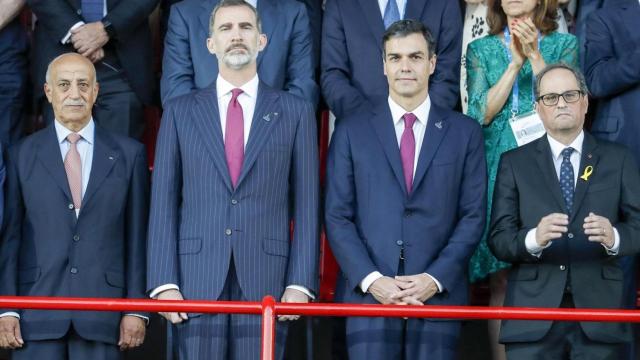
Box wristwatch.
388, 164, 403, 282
101, 19, 116, 39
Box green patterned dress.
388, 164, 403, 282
465, 31, 578, 282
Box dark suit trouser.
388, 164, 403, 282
345, 316, 461, 360
173, 256, 288, 360
42, 61, 144, 140
505, 295, 622, 360
12, 326, 120, 360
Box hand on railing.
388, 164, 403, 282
278, 288, 310, 321
156, 289, 188, 324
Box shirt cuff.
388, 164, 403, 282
124, 313, 150, 325
603, 227, 621, 255
149, 283, 180, 299
62, 21, 85, 44
424, 273, 443, 293
360, 271, 383, 293
525, 228, 550, 257
285, 285, 315, 300
0, 312, 19, 319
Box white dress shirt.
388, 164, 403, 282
1, 119, 147, 322
359, 96, 444, 296
525, 131, 620, 255
150, 74, 314, 300
377, 0, 407, 19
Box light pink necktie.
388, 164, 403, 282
400, 113, 417, 194
64, 133, 83, 209
225, 88, 244, 188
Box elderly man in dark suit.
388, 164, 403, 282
489, 63, 640, 359
147, 1, 319, 359
0, 53, 149, 360
27, 0, 157, 139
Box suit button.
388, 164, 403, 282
70, 267, 78, 274
225, 229, 232, 236
396, 240, 403, 246
559, 265, 566, 271
404, 211, 412, 218
68, 203, 74, 210
231, 199, 238, 205
568, 233, 574, 239
73, 235, 80, 242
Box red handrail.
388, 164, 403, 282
1, 296, 640, 359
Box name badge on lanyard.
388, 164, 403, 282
503, 27, 546, 147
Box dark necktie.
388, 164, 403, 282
225, 88, 244, 188
81, 0, 104, 23
560, 147, 575, 212
400, 113, 417, 194
383, 0, 400, 29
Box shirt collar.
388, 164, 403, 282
55, 118, 95, 145
388, 95, 431, 127
547, 130, 584, 160
216, 74, 259, 100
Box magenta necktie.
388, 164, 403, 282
225, 88, 244, 188
64, 133, 83, 209
400, 113, 417, 194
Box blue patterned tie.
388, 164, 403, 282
81, 0, 104, 23
383, 0, 401, 29
560, 148, 575, 212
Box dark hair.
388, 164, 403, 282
382, 19, 436, 58
209, 0, 262, 36
534, 63, 589, 98
487, 0, 558, 35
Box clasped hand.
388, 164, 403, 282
368, 274, 438, 305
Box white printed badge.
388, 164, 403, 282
509, 111, 546, 147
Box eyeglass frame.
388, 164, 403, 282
535, 89, 585, 106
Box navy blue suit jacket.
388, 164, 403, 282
147, 83, 319, 304
0, 125, 149, 345
325, 100, 486, 306
160, 0, 318, 105
585, 0, 640, 165
321, 0, 462, 118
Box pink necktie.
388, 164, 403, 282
64, 133, 83, 209
225, 88, 244, 188
400, 113, 417, 194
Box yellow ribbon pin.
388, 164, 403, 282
580, 165, 594, 181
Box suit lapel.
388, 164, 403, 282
535, 135, 568, 213
37, 126, 73, 203
82, 126, 118, 207
571, 133, 600, 221
370, 105, 407, 194
235, 83, 280, 187
193, 84, 234, 192
358, 0, 385, 52
411, 105, 450, 193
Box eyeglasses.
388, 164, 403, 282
536, 90, 584, 106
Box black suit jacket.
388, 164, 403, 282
27, 0, 157, 104
0, 124, 149, 344
488, 133, 640, 344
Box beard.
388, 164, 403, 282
222, 46, 256, 70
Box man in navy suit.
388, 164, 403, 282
321, 0, 462, 119
147, 1, 319, 359
160, 0, 318, 105
325, 20, 486, 359
0, 53, 149, 359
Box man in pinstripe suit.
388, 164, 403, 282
147, 1, 319, 359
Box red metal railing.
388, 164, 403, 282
2, 296, 640, 359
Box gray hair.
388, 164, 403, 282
209, 0, 262, 36
534, 63, 589, 99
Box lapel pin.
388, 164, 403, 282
587, 153, 592, 159
435, 121, 442, 129
580, 165, 593, 181
263, 113, 271, 122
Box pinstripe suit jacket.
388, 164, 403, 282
147, 82, 319, 302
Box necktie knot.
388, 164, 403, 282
67, 133, 81, 145
230, 88, 243, 102
561, 147, 574, 161
403, 113, 417, 129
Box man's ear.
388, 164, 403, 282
206, 37, 217, 55
44, 83, 53, 104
